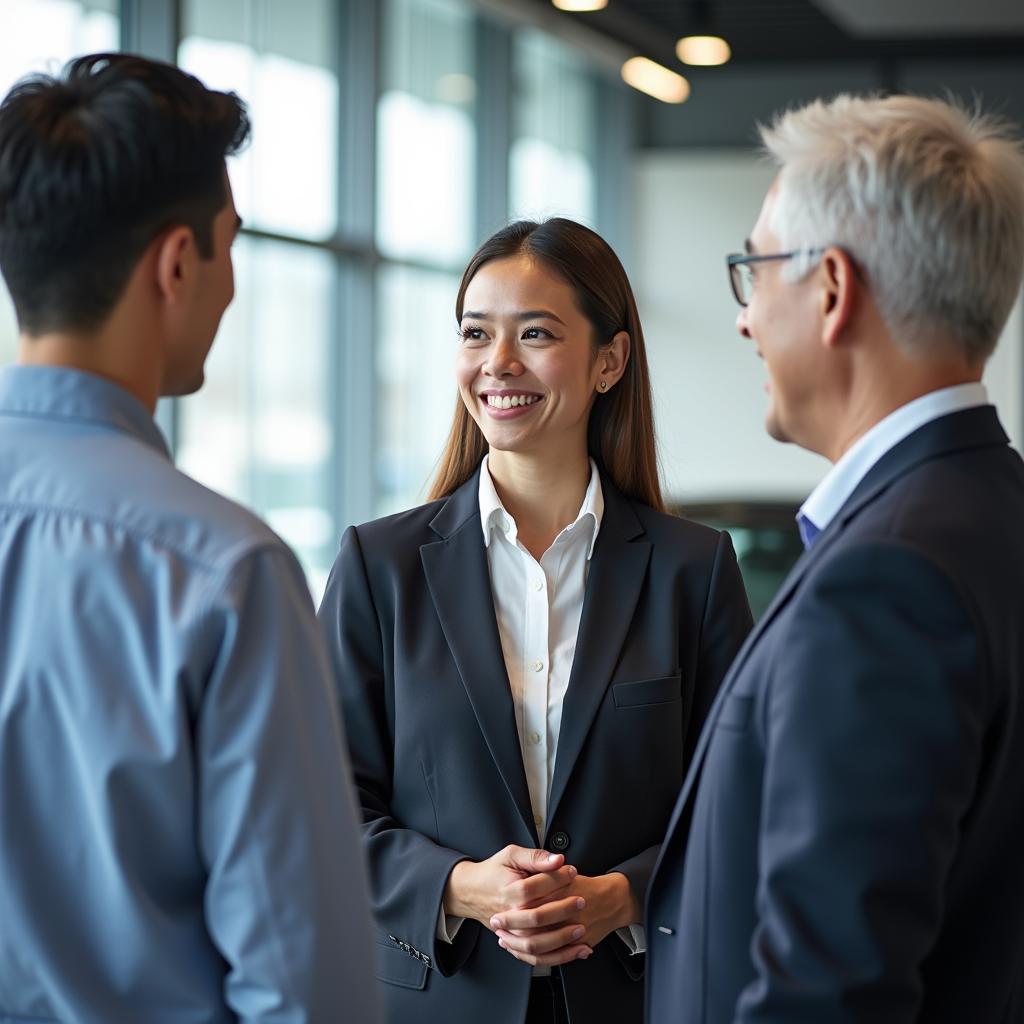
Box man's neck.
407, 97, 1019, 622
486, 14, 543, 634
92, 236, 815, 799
18, 329, 161, 415
822, 345, 983, 463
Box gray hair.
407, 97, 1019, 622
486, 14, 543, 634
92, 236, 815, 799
761, 94, 1024, 362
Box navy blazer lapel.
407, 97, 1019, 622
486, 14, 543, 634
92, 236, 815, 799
420, 470, 537, 841
654, 405, 1012, 865
546, 480, 651, 829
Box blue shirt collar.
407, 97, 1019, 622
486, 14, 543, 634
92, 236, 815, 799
798, 382, 990, 539
0, 365, 171, 459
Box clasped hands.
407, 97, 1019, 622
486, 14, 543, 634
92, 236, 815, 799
443, 845, 640, 968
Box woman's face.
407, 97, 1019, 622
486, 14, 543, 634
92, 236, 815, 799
457, 254, 617, 460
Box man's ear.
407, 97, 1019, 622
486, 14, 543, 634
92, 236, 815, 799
153, 226, 197, 306
819, 246, 858, 349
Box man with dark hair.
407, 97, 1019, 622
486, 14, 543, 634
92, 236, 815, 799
0, 54, 379, 1022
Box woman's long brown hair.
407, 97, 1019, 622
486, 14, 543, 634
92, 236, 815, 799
428, 218, 664, 512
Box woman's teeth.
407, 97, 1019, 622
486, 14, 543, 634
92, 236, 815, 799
487, 394, 540, 409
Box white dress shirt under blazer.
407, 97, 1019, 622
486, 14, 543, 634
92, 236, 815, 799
439, 456, 644, 963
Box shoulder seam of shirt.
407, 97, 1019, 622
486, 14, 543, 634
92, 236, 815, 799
0, 406, 167, 451
0, 497, 282, 576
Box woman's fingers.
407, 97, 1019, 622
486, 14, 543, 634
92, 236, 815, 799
491, 895, 585, 932
495, 923, 591, 958
501, 845, 564, 875
496, 930, 593, 967
505, 864, 576, 909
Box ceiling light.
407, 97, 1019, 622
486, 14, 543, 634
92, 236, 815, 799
621, 57, 690, 104
676, 35, 731, 66
552, 0, 608, 11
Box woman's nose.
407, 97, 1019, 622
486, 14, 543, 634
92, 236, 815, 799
483, 335, 522, 378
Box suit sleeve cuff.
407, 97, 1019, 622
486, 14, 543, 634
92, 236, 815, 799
615, 923, 647, 954
437, 906, 467, 944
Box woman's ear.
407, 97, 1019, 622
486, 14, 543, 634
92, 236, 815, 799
596, 330, 631, 392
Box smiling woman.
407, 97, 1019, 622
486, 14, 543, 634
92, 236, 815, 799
453, 251, 628, 499
432, 219, 663, 511
317, 217, 754, 1024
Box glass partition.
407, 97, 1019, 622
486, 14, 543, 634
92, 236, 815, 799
376, 0, 476, 267
179, 0, 339, 240
510, 28, 597, 225
176, 236, 337, 597
375, 264, 461, 517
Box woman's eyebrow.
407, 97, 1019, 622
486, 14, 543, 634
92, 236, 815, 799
517, 309, 565, 325
460, 309, 567, 326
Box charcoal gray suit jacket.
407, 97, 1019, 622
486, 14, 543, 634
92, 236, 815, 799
319, 467, 752, 1024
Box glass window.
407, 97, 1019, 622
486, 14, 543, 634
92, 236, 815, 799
510, 29, 597, 225
179, 0, 340, 240
376, 0, 476, 266
176, 237, 338, 599
0, 0, 119, 366
375, 264, 461, 517
0, 0, 118, 100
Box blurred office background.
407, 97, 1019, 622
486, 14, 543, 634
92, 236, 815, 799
1, 0, 1022, 612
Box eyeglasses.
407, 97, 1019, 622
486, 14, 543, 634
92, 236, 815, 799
726, 248, 825, 307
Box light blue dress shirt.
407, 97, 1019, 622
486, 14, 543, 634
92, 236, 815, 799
797, 382, 990, 546
0, 366, 379, 1024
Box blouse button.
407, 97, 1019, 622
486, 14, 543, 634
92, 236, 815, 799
531, 660, 544, 672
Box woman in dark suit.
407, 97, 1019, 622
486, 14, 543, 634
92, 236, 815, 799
318, 218, 752, 1024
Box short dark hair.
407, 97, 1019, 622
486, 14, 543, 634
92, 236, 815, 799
0, 53, 250, 335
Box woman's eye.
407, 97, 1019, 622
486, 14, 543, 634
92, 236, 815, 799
459, 327, 486, 342
522, 327, 550, 340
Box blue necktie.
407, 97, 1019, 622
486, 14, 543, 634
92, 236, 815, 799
797, 513, 821, 550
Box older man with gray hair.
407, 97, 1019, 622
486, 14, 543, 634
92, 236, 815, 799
646, 94, 1024, 1023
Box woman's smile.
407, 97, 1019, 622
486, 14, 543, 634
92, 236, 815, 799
480, 390, 545, 419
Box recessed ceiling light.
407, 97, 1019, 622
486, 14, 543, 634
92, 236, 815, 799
552, 0, 608, 11
676, 35, 731, 66
621, 57, 690, 104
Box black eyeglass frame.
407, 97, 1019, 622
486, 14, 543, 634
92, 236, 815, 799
726, 248, 826, 307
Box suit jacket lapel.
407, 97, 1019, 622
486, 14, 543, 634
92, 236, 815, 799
546, 481, 651, 829
653, 405, 1012, 871
420, 471, 537, 841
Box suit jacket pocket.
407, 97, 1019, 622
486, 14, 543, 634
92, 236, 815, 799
376, 940, 429, 990
612, 672, 682, 709
715, 693, 753, 732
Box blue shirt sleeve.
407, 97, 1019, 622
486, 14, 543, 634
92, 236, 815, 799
196, 543, 381, 1023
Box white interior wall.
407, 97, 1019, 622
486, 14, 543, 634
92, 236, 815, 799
633, 150, 1024, 506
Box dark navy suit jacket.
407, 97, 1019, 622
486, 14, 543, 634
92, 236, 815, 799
318, 467, 752, 1024
646, 406, 1024, 1023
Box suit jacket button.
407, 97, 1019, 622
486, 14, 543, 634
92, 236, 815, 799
548, 830, 570, 852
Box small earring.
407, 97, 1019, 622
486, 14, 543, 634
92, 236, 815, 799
598, 380, 608, 391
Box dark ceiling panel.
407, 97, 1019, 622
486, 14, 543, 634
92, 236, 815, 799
528, 0, 1024, 63
518, 0, 1024, 148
